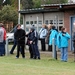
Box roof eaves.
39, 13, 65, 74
41, 2, 75, 7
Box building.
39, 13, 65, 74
19, 3, 75, 51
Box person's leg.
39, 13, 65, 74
34, 44, 40, 59
16, 44, 20, 58
41, 39, 46, 51
48, 45, 52, 51
21, 45, 25, 58
63, 47, 68, 62
31, 44, 36, 59
60, 47, 64, 61
10, 39, 17, 54
29, 45, 33, 58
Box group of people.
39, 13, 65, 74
9, 23, 71, 62
0, 22, 71, 62
10, 24, 40, 59
38, 24, 70, 62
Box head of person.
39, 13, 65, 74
30, 26, 35, 32
61, 27, 67, 32
17, 24, 21, 30
47, 24, 52, 30
0, 23, 3, 27
42, 24, 47, 29
52, 25, 56, 30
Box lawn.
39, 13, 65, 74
0, 45, 75, 75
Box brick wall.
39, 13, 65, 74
64, 10, 75, 33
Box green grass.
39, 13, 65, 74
0, 45, 75, 75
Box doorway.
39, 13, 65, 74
70, 16, 75, 51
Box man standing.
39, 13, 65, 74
15, 24, 25, 58
0, 23, 6, 56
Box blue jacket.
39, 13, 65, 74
49, 29, 58, 45
57, 32, 70, 48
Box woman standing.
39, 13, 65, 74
57, 27, 70, 62
45, 24, 52, 51
39, 24, 48, 51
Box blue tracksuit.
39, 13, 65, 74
57, 32, 70, 61
49, 29, 58, 45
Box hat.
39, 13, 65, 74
30, 27, 35, 31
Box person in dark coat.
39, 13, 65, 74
14, 24, 25, 58
26, 27, 40, 59
10, 26, 17, 54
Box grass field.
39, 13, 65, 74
0, 45, 75, 75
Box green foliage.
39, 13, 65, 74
3, 0, 11, 5
33, 0, 41, 8
0, 5, 18, 25
21, 0, 34, 9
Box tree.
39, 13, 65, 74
0, 0, 4, 9
0, 5, 18, 25
3, 0, 11, 5
44, 0, 68, 4
21, 0, 34, 9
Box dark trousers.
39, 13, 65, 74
16, 44, 25, 58
48, 45, 52, 51
29, 44, 33, 58
0, 41, 5, 56
31, 43, 40, 59
33, 44, 40, 58
40, 39, 46, 51
10, 39, 17, 54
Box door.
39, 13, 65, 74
70, 16, 75, 51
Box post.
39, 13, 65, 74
18, 0, 20, 24
5, 38, 9, 56
52, 38, 57, 59
37, 16, 39, 32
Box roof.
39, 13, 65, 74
19, 3, 75, 15
19, 8, 59, 15
41, 2, 75, 6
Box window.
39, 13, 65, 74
26, 21, 29, 24
59, 20, 63, 24
38, 20, 42, 24
34, 21, 37, 24
50, 20, 53, 24
54, 20, 58, 24
59, 26, 63, 31
30, 21, 33, 25
45, 20, 48, 24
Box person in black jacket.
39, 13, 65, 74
26, 27, 40, 59
14, 24, 25, 58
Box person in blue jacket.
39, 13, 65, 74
49, 26, 58, 51
57, 27, 70, 62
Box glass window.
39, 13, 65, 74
59, 26, 63, 31
34, 21, 37, 24
30, 21, 33, 25
50, 20, 53, 24
59, 20, 63, 24
45, 20, 48, 24
38, 20, 42, 24
54, 20, 58, 24
26, 28, 29, 32
26, 21, 29, 24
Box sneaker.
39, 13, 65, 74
15, 57, 19, 59
38, 57, 40, 59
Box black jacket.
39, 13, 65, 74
14, 29, 25, 45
